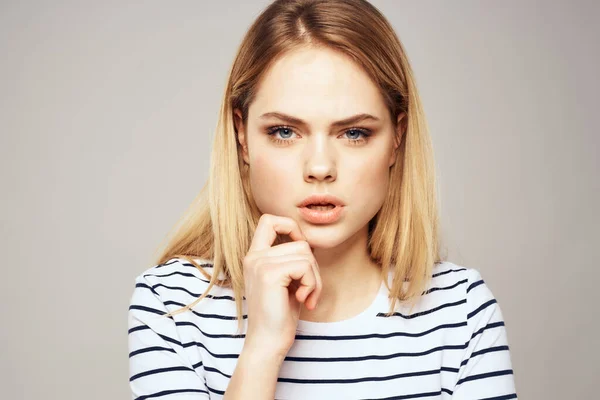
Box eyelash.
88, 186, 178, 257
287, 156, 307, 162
265, 125, 372, 146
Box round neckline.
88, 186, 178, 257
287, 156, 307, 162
295, 277, 389, 335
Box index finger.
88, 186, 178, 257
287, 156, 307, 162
249, 214, 307, 253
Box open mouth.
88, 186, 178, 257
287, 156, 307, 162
299, 202, 343, 224
305, 203, 336, 210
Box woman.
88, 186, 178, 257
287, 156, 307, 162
128, 0, 518, 399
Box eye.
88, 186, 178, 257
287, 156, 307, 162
265, 125, 372, 146
266, 126, 297, 144
343, 129, 372, 145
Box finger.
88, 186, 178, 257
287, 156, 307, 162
263, 243, 321, 308
264, 240, 314, 258
249, 214, 307, 253
263, 241, 321, 309
295, 285, 313, 304
283, 260, 317, 304
259, 254, 313, 266
304, 262, 322, 310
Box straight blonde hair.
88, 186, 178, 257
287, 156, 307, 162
154, 0, 446, 334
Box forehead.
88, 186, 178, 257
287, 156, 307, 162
250, 46, 387, 121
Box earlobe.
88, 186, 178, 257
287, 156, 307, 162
389, 151, 397, 168
389, 139, 398, 168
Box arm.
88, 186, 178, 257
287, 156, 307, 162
223, 341, 286, 400
128, 274, 210, 399
451, 268, 518, 399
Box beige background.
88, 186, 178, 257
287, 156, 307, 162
1, 0, 597, 399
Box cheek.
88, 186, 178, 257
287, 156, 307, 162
349, 154, 391, 204
248, 154, 295, 215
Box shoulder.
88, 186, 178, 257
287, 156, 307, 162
136, 256, 215, 281
135, 256, 215, 286
130, 257, 219, 313
428, 260, 504, 323
429, 260, 492, 295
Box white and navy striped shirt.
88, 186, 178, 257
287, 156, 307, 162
128, 257, 518, 399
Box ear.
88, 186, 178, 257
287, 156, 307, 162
233, 108, 250, 164
389, 112, 406, 168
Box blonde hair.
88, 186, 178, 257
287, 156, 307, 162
154, 0, 446, 334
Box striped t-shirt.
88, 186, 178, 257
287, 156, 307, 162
128, 257, 518, 399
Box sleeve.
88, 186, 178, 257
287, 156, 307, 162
128, 273, 210, 399
451, 268, 518, 399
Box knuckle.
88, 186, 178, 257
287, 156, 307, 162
243, 254, 263, 272
292, 240, 310, 254
257, 213, 269, 226
243, 254, 254, 268
304, 258, 314, 269
299, 240, 311, 252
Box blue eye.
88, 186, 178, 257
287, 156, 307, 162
269, 127, 295, 139
265, 126, 372, 146
345, 129, 366, 141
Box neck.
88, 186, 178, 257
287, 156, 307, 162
299, 224, 382, 322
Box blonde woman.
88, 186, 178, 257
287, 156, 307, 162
128, 0, 518, 399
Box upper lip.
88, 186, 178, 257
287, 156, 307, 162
298, 193, 345, 207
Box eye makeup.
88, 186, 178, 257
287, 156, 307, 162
265, 125, 373, 146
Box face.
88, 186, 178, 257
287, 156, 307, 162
235, 46, 405, 249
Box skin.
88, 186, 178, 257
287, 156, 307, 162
234, 45, 405, 322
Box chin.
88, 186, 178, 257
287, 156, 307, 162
303, 231, 346, 249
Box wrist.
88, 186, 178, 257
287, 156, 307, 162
242, 339, 289, 364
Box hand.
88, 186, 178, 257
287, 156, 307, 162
242, 214, 323, 357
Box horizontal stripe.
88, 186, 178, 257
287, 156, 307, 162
480, 394, 518, 400
424, 278, 468, 294
128, 258, 517, 399
129, 346, 176, 358
144, 270, 203, 280
378, 299, 467, 319
293, 321, 468, 341
461, 345, 511, 367
154, 258, 213, 269
134, 388, 209, 400
471, 321, 506, 339
130, 366, 195, 382
277, 367, 459, 384
282, 343, 468, 363
128, 304, 171, 317
456, 369, 514, 385
359, 390, 444, 400
468, 299, 498, 319
131, 317, 467, 342
431, 267, 467, 278
467, 279, 484, 293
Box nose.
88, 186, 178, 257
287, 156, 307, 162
303, 134, 337, 183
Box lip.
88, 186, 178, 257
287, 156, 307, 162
298, 204, 344, 224
297, 194, 345, 224
297, 194, 346, 208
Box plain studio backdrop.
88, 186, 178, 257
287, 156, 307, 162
1, 0, 597, 399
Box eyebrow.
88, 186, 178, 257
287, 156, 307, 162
259, 112, 381, 128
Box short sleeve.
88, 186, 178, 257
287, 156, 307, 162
128, 273, 210, 399
451, 268, 518, 399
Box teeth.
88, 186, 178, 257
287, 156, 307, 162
307, 204, 335, 210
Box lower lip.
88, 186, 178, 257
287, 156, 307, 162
298, 205, 344, 224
